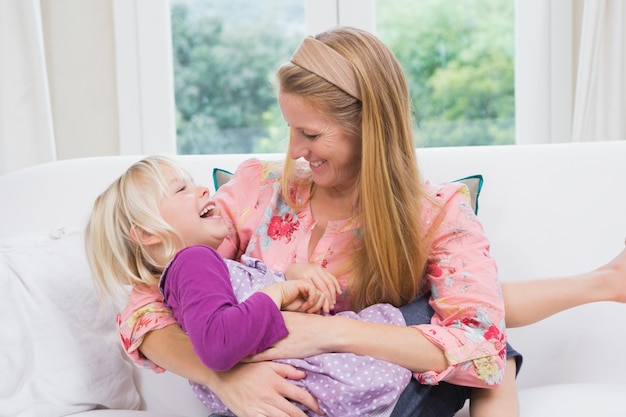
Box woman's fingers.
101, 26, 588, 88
211, 362, 318, 417
271, 362, 324, 415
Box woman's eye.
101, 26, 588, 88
302, 132, 318, 140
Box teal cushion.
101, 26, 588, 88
452, 174, 484, 214
212, 168, 233, 191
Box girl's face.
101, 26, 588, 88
158, 166, 230, 249
279, 93, 361, 194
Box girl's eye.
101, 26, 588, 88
176, 185, 186, 193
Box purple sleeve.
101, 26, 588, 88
161, 245, 288, 371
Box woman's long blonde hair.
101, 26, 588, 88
85, 155, 190, 302
278, 26, 434, 310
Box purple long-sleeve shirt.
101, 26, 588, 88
159, 245, 288, 371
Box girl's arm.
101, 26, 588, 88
162, 246, 289, 371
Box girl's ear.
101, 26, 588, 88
129, 225, 161, 246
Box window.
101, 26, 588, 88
170, 0, 306, 154
113, 0, 515, 154
169, 0, 514, 153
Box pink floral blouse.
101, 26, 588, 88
118, 158, 506, 388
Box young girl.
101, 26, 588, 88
86, 155, 426, 417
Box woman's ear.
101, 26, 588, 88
129, 225, 161, 246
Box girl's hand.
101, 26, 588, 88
284, 263, 341, 308
263, 280, 332, 314
210, 361, 323, 417
283, 280, 327, 313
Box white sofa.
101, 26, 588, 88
1, 141, 625, 417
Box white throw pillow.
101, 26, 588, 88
0, 227, 140, 417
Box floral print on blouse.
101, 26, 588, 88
118, 158, 506, 388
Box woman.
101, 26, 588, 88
118, 27, 626, 417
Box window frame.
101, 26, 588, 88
112, 0, 177, 154
112, 0, 573, 153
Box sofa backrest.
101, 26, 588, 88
1, 141, 625, 415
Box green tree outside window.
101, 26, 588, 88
171, 0, 514, 154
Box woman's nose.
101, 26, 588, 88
288, 136, 309, 160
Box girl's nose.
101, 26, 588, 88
197, 186, 210, 197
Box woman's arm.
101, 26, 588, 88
140, 323, 215, 384
120, 267, 322, 416
252, 183, 507, 389
252, 311, 448, 373
140, 324, 322, 417
412, 183, 506, 387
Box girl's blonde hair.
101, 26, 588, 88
278, 26, 435, 310
85, 155, 191, 302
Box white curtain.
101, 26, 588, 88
0, 0, 56, 176
572, 0, 626, 142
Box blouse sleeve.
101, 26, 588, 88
117, 284, 177, 373
413, 182, 507, 388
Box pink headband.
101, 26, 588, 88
290, 37, 362, 101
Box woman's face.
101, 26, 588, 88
279, 93, 361, 193
157, 165, 230, 249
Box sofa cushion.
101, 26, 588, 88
518, 383, 626, 417
0, 227, 140, 416
455, 383, 626, 417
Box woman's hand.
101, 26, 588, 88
141, 325, 322, 416
209, 361, 323, 417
